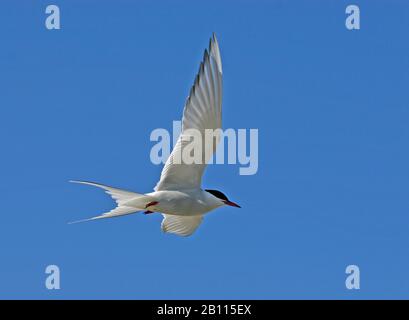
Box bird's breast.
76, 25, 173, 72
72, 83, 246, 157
148, 190, 213, 216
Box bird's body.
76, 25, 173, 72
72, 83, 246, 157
145, 189, 223, 216
70, 34, 240, 236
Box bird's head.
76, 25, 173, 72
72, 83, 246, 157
205, 189, 241, 208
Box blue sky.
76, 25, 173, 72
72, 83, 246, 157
0, 0, 408, 299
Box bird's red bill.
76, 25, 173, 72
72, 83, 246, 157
224, 200, 241, 208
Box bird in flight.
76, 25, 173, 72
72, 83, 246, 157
70, 34, 240, 236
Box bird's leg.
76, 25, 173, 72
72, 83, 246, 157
145, 201, 159, 209
144, 201, 159, 214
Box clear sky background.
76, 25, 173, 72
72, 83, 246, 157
0, 0, 408, 299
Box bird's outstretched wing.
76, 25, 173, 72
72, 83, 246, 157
161, 214, 203, 237
155, 34, 223, 191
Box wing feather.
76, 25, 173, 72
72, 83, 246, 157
155, 34, 223, 191
161, 214, 203, 237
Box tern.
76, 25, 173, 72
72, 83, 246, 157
70, 34, 240, 236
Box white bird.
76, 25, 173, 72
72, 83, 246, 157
70, 34, 240, 236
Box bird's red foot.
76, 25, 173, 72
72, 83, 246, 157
145, 201, 158, 209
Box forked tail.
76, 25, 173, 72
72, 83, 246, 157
69, 180, 155, 223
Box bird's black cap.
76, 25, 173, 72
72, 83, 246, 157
205, 189, 229, 201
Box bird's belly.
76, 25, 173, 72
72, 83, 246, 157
150, 192, 210, 216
